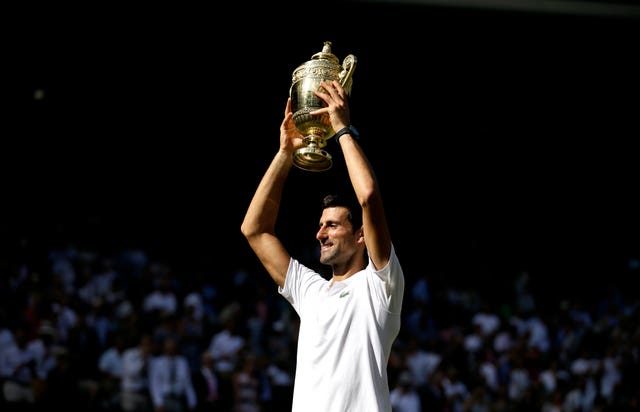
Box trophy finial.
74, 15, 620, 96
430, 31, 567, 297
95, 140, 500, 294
312, 41, 339, 64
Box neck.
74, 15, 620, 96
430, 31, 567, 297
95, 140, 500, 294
331, 263, 365, 283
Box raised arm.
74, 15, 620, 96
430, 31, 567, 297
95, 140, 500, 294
240, 98, 305, 288
311, 80, 392, 270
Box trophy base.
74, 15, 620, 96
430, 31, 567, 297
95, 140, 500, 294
292, 146, 333, 172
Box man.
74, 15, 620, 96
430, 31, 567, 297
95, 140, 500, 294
148, 336, 197, 412
120, 333, 154, 412
241, 79, 405, 411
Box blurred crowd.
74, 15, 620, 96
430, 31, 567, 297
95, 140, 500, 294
1, 231, 639, 412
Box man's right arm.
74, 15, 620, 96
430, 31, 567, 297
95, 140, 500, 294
240, 149, 293, 288
241, 97, 304, 289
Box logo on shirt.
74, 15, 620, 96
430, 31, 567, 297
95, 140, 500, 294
340, 291, 350, 298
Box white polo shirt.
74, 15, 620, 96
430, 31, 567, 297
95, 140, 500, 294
279, 245, 404, 412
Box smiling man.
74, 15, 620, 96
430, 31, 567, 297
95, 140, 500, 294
241, 80, 405, 412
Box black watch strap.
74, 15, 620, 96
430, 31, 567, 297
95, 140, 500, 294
334, 125, 359, 143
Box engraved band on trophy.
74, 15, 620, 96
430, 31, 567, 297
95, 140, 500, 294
289, 41, 357, 172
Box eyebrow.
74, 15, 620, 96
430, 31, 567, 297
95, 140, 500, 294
319, 218, 341, 226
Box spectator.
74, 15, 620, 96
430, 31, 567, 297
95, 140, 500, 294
191, 351, 219, 412
390, 370, 422, 412
121, 333, 154, 412
148, 336, 197, 412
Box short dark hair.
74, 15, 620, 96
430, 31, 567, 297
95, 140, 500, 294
321, 193, 362, 233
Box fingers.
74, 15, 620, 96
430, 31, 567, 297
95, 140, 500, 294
310, 81, 349, 127
285, 97, 292, 116
329, 80, 345, 99
281, 99, 295, 131
312, 80, 345, 113
317, 80, 344, 101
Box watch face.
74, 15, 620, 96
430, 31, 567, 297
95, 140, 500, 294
349, 126, 359, 137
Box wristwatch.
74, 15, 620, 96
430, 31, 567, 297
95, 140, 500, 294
333, 125, 360, 143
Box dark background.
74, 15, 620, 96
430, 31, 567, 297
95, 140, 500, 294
4, 1, 640, 303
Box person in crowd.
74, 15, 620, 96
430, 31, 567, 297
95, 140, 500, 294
148, 336, 197, 412
191, 351, 219, 412
121, 333, 154, 412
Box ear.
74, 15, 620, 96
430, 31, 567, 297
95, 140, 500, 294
356, 227, 365, 245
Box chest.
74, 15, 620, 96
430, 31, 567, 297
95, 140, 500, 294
307, 281, 365, 330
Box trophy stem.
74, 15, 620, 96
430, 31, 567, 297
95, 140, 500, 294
302, 133, 328, 148
293, 134, 333, 172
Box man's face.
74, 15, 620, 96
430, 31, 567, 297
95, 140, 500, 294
316, 206, 357, 265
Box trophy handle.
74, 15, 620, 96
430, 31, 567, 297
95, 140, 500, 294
339, 54, 357, 95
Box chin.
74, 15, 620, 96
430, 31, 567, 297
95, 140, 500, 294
319, 253, 333, 266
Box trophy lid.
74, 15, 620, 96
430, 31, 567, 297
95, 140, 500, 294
310, 41, 339, 64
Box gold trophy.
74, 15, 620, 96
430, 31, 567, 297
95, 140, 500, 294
290, 41, 357, 171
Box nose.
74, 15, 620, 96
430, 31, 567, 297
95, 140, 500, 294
316, 225, 327, 241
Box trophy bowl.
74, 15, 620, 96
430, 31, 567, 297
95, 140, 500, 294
290, 41, 356, 172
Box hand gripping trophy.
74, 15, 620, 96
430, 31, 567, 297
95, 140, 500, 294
289, 41, 357, 172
